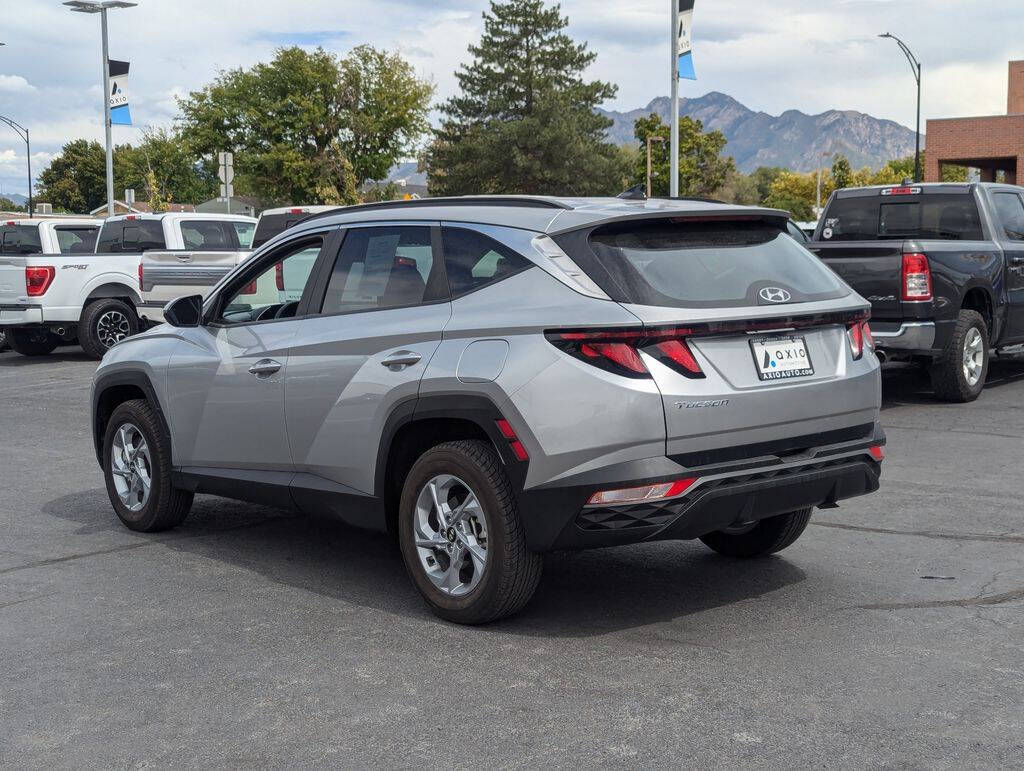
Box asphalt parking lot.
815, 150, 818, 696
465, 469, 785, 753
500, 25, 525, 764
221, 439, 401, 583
2, 350, 1023, 768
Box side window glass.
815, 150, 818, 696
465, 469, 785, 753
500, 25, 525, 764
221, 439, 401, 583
232, 221, 255, 248
55, 227, 98, 254
218, 239, 323, 325
441, 227, 532, 296
97, 224, 123, 253
181, 220, 232, 250
993, 193, 1024, 241
320, 226, 437, 314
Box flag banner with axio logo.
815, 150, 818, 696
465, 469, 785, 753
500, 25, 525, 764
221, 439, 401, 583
109, 59, 131, 126
678, 0, 696, 80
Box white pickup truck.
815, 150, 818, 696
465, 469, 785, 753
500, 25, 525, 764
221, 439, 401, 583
0, 212, 255, 358
138, 205, 336, 311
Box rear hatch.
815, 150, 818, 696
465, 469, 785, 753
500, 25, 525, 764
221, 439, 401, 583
553, 215, 878, 461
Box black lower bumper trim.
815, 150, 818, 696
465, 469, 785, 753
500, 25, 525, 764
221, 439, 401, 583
521, 455, 880, 552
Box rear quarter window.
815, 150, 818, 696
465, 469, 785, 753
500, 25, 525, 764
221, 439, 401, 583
560, 219, 848, 309
54, 226, 99, 254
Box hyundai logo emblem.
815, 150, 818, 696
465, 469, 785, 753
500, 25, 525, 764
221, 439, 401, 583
758, 286, 792, 303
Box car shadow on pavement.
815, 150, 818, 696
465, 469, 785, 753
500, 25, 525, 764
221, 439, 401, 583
42, 489, 806, 637
881, 355, 1024, 408
0, 350, 91, 367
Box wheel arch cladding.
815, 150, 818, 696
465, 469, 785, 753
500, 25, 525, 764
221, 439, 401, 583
92, 371, 169, 467
961, 285, 993, 332
85, 282, 142, 308
376, 394, 524, 535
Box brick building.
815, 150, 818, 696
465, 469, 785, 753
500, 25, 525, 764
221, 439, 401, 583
925, 60, 1024, 184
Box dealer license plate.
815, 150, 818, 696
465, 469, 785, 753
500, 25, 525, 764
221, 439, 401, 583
750, 336, 814, 381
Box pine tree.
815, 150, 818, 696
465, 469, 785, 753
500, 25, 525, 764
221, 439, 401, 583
426, 0, 627, 196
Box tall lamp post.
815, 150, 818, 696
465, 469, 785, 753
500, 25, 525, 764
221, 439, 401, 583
64, 0, 136, 217
879, 32, 922, 183
0, 116, 31, 215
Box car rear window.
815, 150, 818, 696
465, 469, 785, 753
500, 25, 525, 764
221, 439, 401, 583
96, 219, 165, 252
822, 193, 984, 241
0, 225, 43, 254
252, 213, 306, 249
563, 219, 847, 309
54, 226, 99, 254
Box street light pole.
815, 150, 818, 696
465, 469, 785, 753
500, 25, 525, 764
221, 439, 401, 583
0, 116, 32, 215
65, 1, 136, 217
669, 0, 680, 197
879, 32, 922, 182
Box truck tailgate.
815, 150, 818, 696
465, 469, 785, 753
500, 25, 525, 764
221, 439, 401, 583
140, 250, 250, 304
0, 254, 28, 307
807, 242, 904, 318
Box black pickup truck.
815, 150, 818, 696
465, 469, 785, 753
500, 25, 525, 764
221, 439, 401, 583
809, 182, 1024, 401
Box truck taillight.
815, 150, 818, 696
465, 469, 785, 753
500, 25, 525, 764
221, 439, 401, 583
275, 262, 284, 291
847, 320, 873, 360
138, 262, 143, 291
25, 266, 55, 297
901, 253, 932, 301
545, 327, 704, 379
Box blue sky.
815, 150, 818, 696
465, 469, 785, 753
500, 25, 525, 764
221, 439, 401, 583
0, 0, 1021, 198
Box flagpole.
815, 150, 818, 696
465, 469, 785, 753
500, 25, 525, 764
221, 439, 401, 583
669, 0, 679, 198
101, 7, 114, 217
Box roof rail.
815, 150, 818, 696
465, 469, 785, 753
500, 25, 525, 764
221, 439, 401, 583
294, 195, 572, 226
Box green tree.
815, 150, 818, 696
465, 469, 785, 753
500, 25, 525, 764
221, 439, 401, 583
177, 45, 431, 205
714, 168, 759, 205
630, 113, 733, 198
764, 170, 822, 220
426, 0, 624, 196
747, 166, 784, 204
0, 197, 24, 212
36, 139, 107, 213
117, 128, 217, 206
830, 154, 853, 189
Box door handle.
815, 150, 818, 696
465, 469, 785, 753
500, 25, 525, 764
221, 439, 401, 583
248, 358, 282, 377
381, 350, 422, 369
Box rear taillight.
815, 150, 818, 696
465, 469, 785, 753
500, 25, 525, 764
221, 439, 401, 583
847, 320, 874, 360
901, 253, 932, 301
25, 266, 55, 297
587, 477, 697, 506
545, 328, 705, 379
275, 262, 284, 291
868, 445, 885, 462
239, 279, 258, 295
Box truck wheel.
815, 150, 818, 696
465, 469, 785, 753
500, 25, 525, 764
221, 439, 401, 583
398, 440, 542, 624
700, 507, 813, 558
930, 309, 988, 402
102, 399, 193, 532
79, 299, 139, 359
6, 328, 59, 356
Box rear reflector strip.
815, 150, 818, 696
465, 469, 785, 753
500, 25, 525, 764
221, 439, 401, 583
494, 418, 529, 461
587, 477, 697, 506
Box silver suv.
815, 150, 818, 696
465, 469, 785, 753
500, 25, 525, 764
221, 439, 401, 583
90, 196, 885, 624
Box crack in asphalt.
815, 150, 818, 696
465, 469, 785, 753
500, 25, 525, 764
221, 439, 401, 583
857, 586, 1024, 610
811, 521, 1024, 544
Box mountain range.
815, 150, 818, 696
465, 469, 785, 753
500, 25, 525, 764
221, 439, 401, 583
597, 91, 921, 173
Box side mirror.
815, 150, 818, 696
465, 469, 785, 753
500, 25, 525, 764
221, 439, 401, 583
163, 294, 203, 327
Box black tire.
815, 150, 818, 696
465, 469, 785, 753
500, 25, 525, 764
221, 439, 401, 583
0, 329, 8, 352
79, 298, 139, 359
102, 399, 193, 533
700, 507, 813, 558
398, 440, 542, 625
6, 327, 59, 356
929, 309, 988, 403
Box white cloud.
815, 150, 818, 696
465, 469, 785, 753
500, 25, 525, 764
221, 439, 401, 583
0, 75, 36, 92
0, 0, 1021, 195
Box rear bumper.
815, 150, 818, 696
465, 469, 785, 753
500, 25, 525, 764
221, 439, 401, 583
516, 423, 884, 552
870, 320, 935, 352
0, 305, 43, 326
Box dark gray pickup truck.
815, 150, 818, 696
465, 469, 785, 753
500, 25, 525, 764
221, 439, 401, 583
810, 182, 1024, 401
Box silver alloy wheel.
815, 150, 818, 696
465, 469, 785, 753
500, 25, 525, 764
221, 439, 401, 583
413, 474, 489, 597
96, 310, 131, 348
962, 327, 984, 386
110, 422, 152, 512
